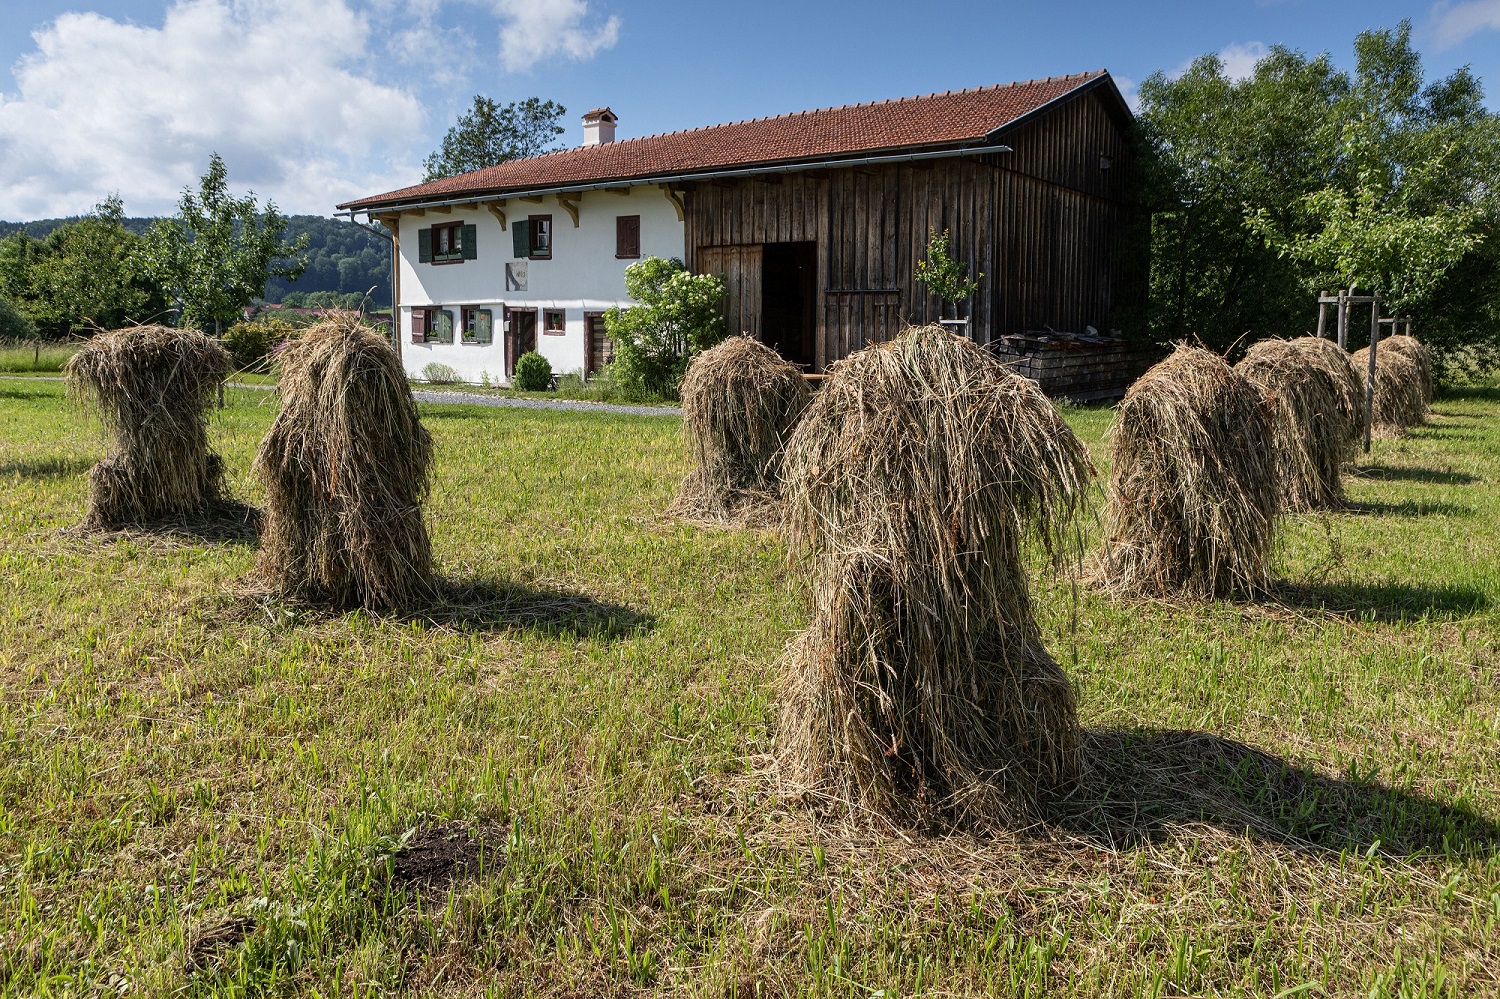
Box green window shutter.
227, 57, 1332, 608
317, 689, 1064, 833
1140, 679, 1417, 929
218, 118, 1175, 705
461, 223, 478, 260
476, 309, 492, 344
512, 219, 530, 259
417, 227, 432, 263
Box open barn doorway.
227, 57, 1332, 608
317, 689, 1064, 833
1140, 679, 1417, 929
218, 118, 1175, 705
761, 241, 816, 370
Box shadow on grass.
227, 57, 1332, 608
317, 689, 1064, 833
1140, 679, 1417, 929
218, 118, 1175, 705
0, 385, 58, 401
406, 577, 654, 640
1060, 728, 1500, 857
1265, 579, 1490, 622
0, 455, 92, 479
72, 500, 263, 545
1342, 498, 1473, 517
1437, 385, 1500, 404
1350, 463, 1480, 486
417, 407, 487, 420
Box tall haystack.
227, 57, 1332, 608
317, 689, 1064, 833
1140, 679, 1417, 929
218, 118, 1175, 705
253, 314, 434, 610
1379, 334, 1434, 406
1352, 344, 1427, 434
669, 335, 811, 524
63, 325, 232, 529
1093, 345, 1277, 599
776, 325, 1094, 829
1236, 337, 1361, 511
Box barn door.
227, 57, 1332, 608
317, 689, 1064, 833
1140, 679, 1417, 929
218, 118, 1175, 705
695, 245, 763, 338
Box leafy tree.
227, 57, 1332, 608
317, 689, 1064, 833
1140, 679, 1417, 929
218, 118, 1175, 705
915, 228, 983, 317
423, 96, 567, 182
0, 294, 35, 340
0, 197, 168, 338
143, 153, 308, 333
604, 256, 726, 400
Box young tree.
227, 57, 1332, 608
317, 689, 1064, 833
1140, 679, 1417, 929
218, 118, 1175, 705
143, 154, 308, 333
604, 256, 727, 399
914, 228, 983, 319
423, 96, 567, 181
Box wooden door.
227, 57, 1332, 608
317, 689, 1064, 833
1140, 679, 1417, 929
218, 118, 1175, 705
584, 312, 613, 377
506, 308, 537, 378
695, 245, 763, 337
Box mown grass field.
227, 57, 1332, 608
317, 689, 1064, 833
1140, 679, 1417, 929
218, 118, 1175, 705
1, 375, 1497, 997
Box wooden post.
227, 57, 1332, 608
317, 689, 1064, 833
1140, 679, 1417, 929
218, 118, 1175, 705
1316, 291, 1328, 339
1363, 294, 1380, 454
1336, 290, 1349, 350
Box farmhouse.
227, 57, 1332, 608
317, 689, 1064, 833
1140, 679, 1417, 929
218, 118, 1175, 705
338, 71, 1142, 385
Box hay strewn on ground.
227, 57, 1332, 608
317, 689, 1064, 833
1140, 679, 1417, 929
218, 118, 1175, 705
669, 335, 811, 525
1236, 336, 1361, 511
776, 325, 1094, 830
253, 314, 434, 611
1352, 343, 1427, 436
1093, 344, 1278, 599
1379, 334, 1434, 407
63, 325, 232, 529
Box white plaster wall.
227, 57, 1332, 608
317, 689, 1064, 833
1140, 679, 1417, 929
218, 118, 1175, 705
396, 187, 684, 384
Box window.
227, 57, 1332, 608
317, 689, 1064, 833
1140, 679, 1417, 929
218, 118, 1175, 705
544, 309, 566, 336
418, 222, 476, 264
414, 307, 453, 344
529, 215, 552, 259
616, 215, 640, 258
462, 307, 493, 345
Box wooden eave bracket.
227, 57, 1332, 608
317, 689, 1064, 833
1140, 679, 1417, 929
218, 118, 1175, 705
660, 185, 685, 222
557, 193, 581, 227
484, 200, 507, 230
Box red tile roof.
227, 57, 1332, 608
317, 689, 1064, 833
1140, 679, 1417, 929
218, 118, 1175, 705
340, 71, 1112, 211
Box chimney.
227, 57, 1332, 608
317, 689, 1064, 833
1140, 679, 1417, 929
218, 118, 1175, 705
582, 107, 617, 146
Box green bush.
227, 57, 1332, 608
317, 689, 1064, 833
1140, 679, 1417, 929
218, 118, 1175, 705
223, 316, 300, 369
604, 257, 726, 400
0, 296, 36, 341
513, 351, 552, 391
421, 362, 460, 384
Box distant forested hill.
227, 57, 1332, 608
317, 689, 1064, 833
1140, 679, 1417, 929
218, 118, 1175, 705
0, 214, 389, 306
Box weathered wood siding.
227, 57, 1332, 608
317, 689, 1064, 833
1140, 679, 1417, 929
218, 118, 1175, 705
685, 85, 1142, 370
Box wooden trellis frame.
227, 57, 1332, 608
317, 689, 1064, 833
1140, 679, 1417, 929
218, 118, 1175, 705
1315, 289, 1411, 453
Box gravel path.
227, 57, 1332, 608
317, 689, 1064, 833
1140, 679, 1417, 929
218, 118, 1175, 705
411, 389, 680, 417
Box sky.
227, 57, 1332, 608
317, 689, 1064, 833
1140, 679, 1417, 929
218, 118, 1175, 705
1, 0, 1498, 222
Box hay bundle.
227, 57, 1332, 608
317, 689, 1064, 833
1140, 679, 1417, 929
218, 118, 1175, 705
1351, 344, 1427, 434
776, 325, 1094, 828
1235, 336, 1361, 511
63, 325, 231, 528
253, 314, 434, 610
1379, 334, 1434, 406
1094, 345, 1277, 598
669, 335, 811, 523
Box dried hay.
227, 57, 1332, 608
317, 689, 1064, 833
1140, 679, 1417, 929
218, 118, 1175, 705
1093, 344, 1278, 599
1235, 336, 1361, 511
63, 325, 231, 529
253, 313, 434, 611
1352, 343, 1427, 435
669, 335, 811, 524
1379, 334, 1434, 406
776, 325, 1094, 829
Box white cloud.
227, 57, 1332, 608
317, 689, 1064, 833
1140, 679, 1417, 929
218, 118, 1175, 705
0, 0, 424, 219
1428, 0, 1500, 49
487, 0, 620, 74
1169, 41, 1268, 83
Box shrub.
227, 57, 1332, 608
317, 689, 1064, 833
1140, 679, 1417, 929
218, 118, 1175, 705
513, 351, 552, 391
223, 317, 300, 370
604, 257, 727, 400
0, 296, 36, 341
421, 362, 459, 384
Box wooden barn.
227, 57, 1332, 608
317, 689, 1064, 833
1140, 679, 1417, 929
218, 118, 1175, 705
339, 70, 1144, 385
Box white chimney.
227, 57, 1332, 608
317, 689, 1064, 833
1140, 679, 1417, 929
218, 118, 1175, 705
582, 107, 617, 146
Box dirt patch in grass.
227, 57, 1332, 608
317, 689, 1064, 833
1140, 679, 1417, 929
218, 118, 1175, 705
390, 821, 506, 886
185, 915, 257, 973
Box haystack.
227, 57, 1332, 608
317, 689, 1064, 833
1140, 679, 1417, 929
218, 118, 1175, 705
1236, 336, 1361, 511
776, 325, 1094, 829
1379, 334, 1434, 406
669, 335, 811, 524
1352, 344, 1427, 435
253, 314, 434, 610
63, 325, 232, 529
1093, 345, 1277, 598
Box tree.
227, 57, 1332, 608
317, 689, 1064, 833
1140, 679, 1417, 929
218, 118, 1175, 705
604, 256, 727, 399
423, 96, 567, 182
0, 294, 35, 340
914, 228, 982, 318
0, 196, 168, 338
142, 153, 308, 333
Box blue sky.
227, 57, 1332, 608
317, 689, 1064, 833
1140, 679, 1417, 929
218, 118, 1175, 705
1, 0, 1497, 221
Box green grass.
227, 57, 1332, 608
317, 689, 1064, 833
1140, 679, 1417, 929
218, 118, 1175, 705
0, 340, 79, 374
1, 375, 1498, 997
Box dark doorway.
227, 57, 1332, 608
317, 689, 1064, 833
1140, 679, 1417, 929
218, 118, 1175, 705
584, 312, 613, 378
761, 241, 816, 369
506, 308, 537, 378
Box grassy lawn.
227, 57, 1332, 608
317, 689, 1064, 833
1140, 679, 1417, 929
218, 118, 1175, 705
1, 375, 1497, 997
0, 341, 80, 374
